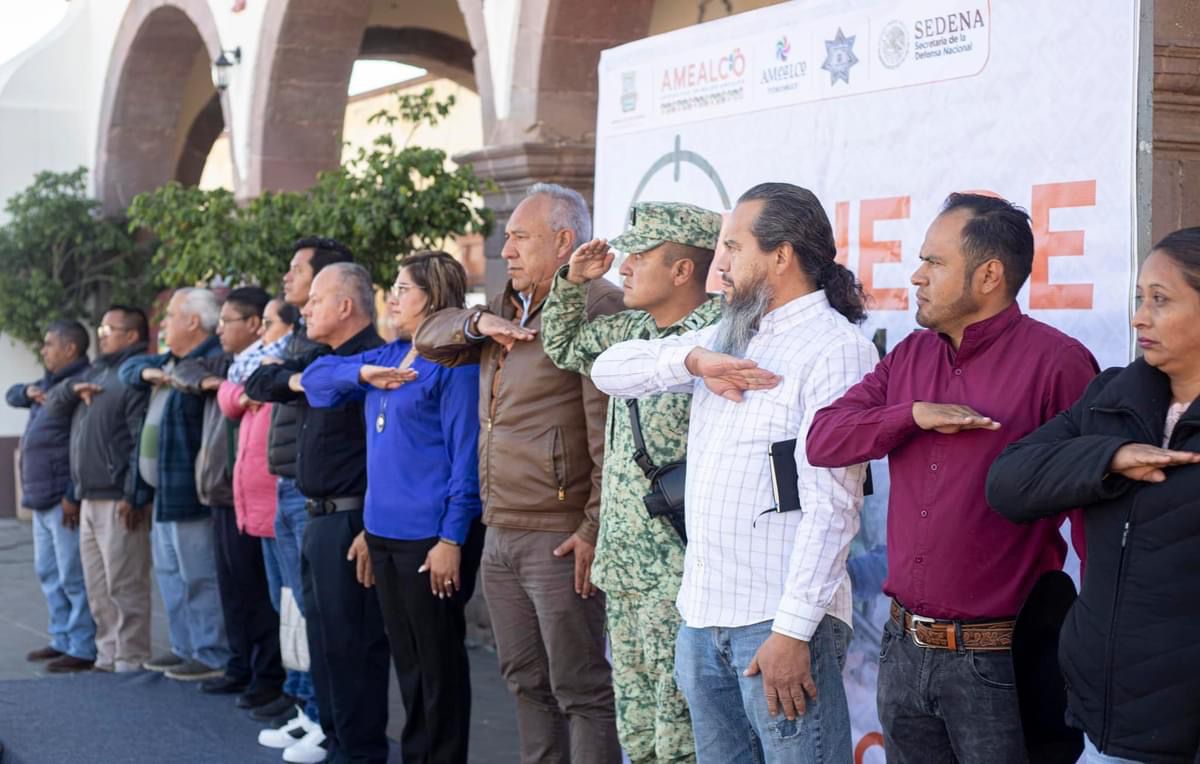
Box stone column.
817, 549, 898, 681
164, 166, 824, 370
1152, 1, 1200, 240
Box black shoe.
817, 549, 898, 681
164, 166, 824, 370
237, 687, 282, 710
26, 646, 64, 662
250, 694, 298, 721
200, 675, 249, 694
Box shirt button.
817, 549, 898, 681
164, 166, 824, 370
954, 368, 963, 376
930, 463, 938, 471
920, 510, 928, 518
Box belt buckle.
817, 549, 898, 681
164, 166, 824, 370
907, 613, 939, 648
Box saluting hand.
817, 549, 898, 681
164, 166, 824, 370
359, 365, 419, 390
476, 313, 537, 352
73, 382, 102, 406
1108, 443, 1200, 483
912, 402, 1001, 434
566, 239, 614, 285
684, 347, 782, 402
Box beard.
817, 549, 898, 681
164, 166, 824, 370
713, 272, 771, 357
915, 280, 981, 331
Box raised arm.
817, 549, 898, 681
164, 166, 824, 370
541, 270, 633, 376
300, 349, 387, 409
118, 353, 165, 390
590, 328, 712, 398
413, 306, 486, 368
244, 357, 306, 403
437, 365, 483, 544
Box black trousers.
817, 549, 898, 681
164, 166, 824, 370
366, 522, 485, 764
212, 506, 284, 695
301, 509, 390, 764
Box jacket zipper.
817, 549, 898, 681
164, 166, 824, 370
1091, 405, 1153, 751
552, 428, 565, 501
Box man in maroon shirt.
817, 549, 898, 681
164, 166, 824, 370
806, 193, 1098, 763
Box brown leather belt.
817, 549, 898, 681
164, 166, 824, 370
890, 600, 1014, 652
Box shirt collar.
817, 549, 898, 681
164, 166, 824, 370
940, 302, 1022, 361
758, 289, 831, 335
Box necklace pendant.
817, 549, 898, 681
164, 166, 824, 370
375, 412, 386, 433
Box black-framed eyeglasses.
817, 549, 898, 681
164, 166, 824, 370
97, 324, 133, 338
218, 316, 252, 329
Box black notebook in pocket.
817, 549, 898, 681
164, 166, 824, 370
768, 439, 873, 513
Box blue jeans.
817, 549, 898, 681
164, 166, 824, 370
263, 531, 318, 721
675, 616, 852, 764
32, 505, 96, 660
1084, 737, 1144, 763
274, 478, 308, 616
150, 516, 230, 669
876, 615, 1026, 763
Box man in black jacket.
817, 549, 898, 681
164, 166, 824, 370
247, 263, 390, 763
248, 237, 352, 730
43, 307, 153, 674
6, 320, 95, 673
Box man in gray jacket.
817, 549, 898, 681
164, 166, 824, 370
42, 307, 151, 672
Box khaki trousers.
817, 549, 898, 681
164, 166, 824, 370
79, 498, 152, 671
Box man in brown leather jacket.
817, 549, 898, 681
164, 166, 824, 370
416, 182, 623, 763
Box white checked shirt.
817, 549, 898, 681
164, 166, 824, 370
591, 290, 876, 640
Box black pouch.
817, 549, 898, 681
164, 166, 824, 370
627, 399, 687, 545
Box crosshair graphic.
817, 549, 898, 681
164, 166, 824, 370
624, 134, 733, 227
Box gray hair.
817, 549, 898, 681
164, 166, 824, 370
526, 182, 592, 244
322, 262, 377, 322
175, 288, 220, 333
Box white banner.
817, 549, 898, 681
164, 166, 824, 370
595, 1, 1139, 759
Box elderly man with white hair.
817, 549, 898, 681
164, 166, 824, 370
119, 288, 231, 681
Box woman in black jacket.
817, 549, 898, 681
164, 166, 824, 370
987, 226, 1200, 763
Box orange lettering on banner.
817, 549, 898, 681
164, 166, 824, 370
855, 732, 885, 763
835, 201, 850, 266
859, 196, 911, 310
1030, 181, 1095, 310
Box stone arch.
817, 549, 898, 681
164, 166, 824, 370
245, 1, 480, 197
95, 0, 228, 214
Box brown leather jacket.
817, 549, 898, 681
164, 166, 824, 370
414, 279, 623, 543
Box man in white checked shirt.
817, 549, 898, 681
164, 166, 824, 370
591, 183, 876, 763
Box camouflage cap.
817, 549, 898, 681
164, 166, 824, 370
608, 202, 723, 255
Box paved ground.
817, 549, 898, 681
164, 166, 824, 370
0, 517, 520, 762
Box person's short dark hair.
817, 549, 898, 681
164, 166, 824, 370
47, 319, 89, 358
292, 236, 353, 276
225, 286, 271, 319
661, 242, 715, 286
106, 304, 149, 342
1153, 227, 1200, 295
941, 193, 1034, 298
738, 182, 866, 323
273, 296, 301, 327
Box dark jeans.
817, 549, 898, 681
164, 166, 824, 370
877, 616, 1028, 763
301, 509, 391, 763
367, 522, 485, 764
212, 506, 284, 695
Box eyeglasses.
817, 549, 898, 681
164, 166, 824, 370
97, 324, 132, 338
217, 316, 252, 329
388, 283, 423, 301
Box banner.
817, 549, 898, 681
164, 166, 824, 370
595, 1, 1139, 759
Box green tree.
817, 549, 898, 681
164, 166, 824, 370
128, 87, 493, 289
0, 168, 155, 349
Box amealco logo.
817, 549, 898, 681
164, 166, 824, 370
761, 35, 807, 89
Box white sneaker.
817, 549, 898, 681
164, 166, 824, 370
282, 726, 328, 763
257, 709, 314, 749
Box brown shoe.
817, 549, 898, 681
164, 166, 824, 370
26, 646, 64, 662
45, 655, 95, 673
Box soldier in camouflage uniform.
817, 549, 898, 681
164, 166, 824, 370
542, 202, 723, 763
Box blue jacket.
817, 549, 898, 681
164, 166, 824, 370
119, 335, 222, 522
6, 357, 89, 510
301, 339, 482, 543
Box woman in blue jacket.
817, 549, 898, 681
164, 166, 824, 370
302, 251, 482, 764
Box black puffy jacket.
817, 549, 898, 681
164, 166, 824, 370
245, 324, 323, 477
987, 359, 1200, 762
6, 357, 89, 510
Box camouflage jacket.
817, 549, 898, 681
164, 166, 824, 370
542, 269, 721, 599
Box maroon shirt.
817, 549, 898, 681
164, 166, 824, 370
806, 303, 1098, 620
